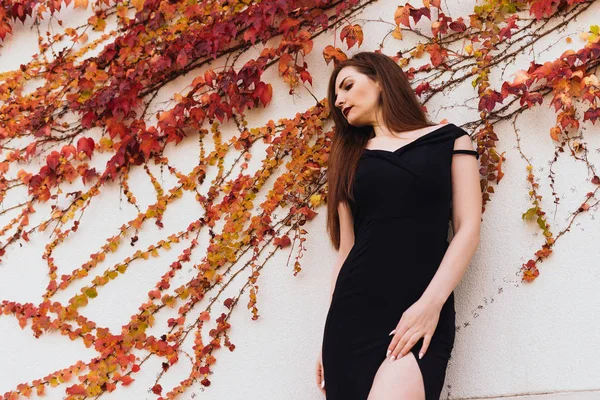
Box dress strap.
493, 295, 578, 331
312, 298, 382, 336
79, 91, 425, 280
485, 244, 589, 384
452, 149, 479, 159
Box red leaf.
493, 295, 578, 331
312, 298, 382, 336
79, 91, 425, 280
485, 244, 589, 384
410, 7, 431, 24
427, 43, 447, 66
300, 69, 312, 85
82, 167, 98, 185
478, 90, 503, 113
66, 384, 86, 395
279, 18, 300, 36
0, 12, 13, 41
106, 118, 128, 139
224, 298, 233, 309
274, 235, 291, 248
176, 49, 188, 69
152, 384, 163, 394
139, 132, 161, 158
35, 125, 51, 137
200, 378, 211, 387
415, 82, 431, 96
449, 20, 466, 32
255, 82, 272, 106
530, 0, 557, 20
61, 145, 77, 159
46, 152, 60, 172
81, 111, 96, 129
243, 26, 259, 45
25, 142, 37, 160
77, 137, 95, 159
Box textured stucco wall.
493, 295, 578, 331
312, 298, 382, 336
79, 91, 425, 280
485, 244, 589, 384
1, 1, 599, 399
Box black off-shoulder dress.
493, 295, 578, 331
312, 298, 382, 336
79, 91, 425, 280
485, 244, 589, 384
321, 123, 479, 400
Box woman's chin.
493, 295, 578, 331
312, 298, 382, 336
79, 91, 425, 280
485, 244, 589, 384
347, 118, 364, 127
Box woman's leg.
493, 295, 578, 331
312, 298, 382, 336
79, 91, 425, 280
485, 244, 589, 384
366, 352, 425, 400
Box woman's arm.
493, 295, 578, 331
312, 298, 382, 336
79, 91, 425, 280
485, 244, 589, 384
329, 201, 355, 303
421, 134, 482, 308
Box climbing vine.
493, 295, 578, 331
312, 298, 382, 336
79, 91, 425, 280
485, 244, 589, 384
0, 0, 598, 398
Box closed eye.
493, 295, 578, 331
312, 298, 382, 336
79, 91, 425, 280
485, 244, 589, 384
335, 83, 352, 102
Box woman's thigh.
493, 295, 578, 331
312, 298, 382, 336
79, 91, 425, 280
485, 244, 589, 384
366, 352, 425, 400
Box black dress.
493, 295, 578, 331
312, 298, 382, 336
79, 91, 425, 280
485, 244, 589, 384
321, 123, 479, 400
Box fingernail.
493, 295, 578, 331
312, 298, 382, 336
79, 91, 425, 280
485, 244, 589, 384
391, 355, 396, 361
386, 349, 391, 357
321, 380, 325, 389
388, 329, 395, 336
419, 352, 423, 359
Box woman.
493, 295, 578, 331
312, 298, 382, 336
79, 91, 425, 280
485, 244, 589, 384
316, 51, 481, 399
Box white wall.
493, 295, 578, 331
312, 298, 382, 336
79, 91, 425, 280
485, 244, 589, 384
1, 1, 599, 399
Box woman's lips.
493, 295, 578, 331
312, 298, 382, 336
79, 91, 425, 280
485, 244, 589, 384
343, 106, 353, 117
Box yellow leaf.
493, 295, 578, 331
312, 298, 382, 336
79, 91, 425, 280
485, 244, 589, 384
309, 194, 321, 207
107, 270, 118, 280
108, 241, 118, 252
204, 269, 215, 280
392, 27, 403, 40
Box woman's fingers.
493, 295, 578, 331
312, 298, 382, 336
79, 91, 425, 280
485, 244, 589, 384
315, 359, 322, 386
389, 328, 421, 360
419, 334, 432, 359
386, 321, 409, 358
389, 324, 413, 360
398, 332, 422, 359
316, 357, 325, 393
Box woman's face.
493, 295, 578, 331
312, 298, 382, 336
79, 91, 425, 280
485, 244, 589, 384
334, 66, 381, 127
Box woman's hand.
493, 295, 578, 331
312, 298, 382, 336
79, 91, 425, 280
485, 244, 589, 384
386, 297, 443, 361
315, 351, 326, 394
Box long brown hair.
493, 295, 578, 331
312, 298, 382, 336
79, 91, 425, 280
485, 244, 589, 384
326, 51, 436, 250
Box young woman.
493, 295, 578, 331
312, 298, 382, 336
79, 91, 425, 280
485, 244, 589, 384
315, 51, 481, 399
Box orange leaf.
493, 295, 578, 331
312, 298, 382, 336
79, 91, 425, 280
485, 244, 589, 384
199, 311, 210, 321
340, 24, 363, 49
131, 0, 145, 11
74, 0, 88, 9
119, 375, 134, 386
394, 5, 412, 28
322, 46, 347, 66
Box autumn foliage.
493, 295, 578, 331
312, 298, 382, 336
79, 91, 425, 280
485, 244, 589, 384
0, 0, 599, 398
